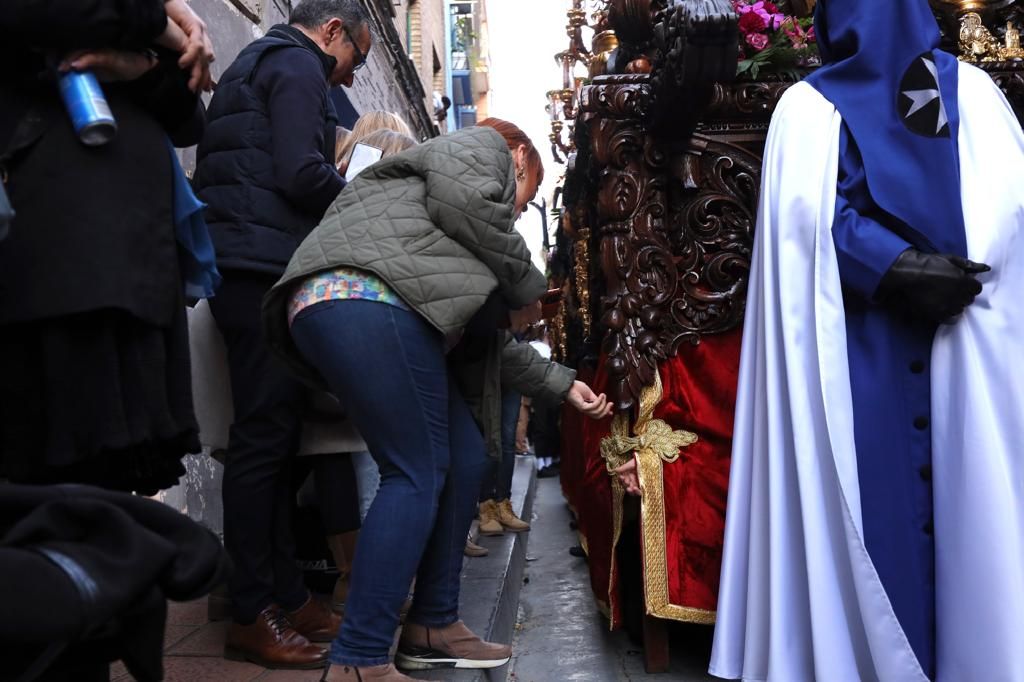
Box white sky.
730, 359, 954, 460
485, 0, 570, 272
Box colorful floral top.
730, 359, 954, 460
288, 266, 409, 325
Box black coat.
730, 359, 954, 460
0, 0, 204, 327
0, 483, 229, 681
194, 25, 344, 276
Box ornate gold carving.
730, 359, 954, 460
590, 30, 621, 78
961, 12, 1005, 59
550, 297, 568, 363
959, 11, 1024, 61
574, 228, 593, 340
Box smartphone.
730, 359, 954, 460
344, 143, 384, 182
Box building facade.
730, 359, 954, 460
189, 0, 440, 140
446, 0, 492, 130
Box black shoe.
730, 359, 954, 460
569, 544, 586, 558
537, 464, 560, 479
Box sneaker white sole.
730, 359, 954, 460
395, 651, 511, 670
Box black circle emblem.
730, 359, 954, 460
898, 52, 950, 138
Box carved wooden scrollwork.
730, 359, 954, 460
664, 135, 761, 351
578, 73, 767, 410
703, 81, 796, 120
582, 78, 676, 409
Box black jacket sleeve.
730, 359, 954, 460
255, 47, 344, 217
0, 0, 167, 51
125, 48, 206, 146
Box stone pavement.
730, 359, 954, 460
116, 465, 715, 681
508, 477, 717, 682
110, 598, 325, 682
120, 456, 538, 682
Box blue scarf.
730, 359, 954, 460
805, 0, 968, 256
168, 141, 221, 299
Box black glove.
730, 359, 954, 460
877, 248, 990, 324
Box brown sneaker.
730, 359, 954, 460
225, 605, 327, 669
495, 499, 530, 532
477, 499, 504, 536
287, 595, 342, 643
396, 620, 511, 670
323, 663, 416, 681
464, 538, 489, 557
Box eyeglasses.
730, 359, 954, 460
342, 24, 367, 71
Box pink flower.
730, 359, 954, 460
807, 26, 816, 42
784, 22, 807, 48
746, 32, 769, 51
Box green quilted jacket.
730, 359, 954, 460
262, 126, 575, 454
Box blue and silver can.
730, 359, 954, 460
58, 71, 117, 147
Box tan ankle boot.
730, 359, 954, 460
464, 537, 489, 557
323, 662, 415, 681
396, 620, 511, 670
326, 531, 359, 614
495, 499, 530, 532
477, 499, 504, 536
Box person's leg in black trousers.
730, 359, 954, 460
313, 454, 363, 613
209, 271, 335, 668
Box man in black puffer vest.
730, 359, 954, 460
193, 0, 372, 670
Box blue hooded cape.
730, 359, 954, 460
806, 0, 967, 257
802, 2, 972, 677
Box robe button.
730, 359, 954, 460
919, 465, 932, 482
909, 360, 926, 374
922, 520, 934, 535
913, 416, 930, 430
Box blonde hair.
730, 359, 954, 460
356, 129, 417, 157
335, 111, 415, 167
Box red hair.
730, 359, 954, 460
476, 117, 545, 187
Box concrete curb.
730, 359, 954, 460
416, 455, 537, 682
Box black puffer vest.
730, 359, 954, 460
194, 26, 338, 275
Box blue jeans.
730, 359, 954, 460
290, 300, 490, 667
479, 389, 520, 501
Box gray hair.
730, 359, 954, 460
289, 0, 369, 32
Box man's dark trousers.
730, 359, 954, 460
208, 270, 309, 623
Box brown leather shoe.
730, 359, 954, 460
225, 606, 327, 669
287, 595, 342, 643
396, 620, 511, 670
322, 663, 416, 681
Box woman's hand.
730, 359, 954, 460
162, 0, 216, 92
614, 458, 641, 496
60, 49, 158, 83
508, 300, 542, 334
566, 380, 613, 420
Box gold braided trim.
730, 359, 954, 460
596, 371, 707, 627
600, 373, 698, 475
629, 371, 716, 624
608, 475, 625, 628
596, 598, 612, 621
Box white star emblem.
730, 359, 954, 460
902, 56, 949, 135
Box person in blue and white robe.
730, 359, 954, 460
709, 1, 1024, 680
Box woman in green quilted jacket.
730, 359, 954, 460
263, 118, 611, 681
